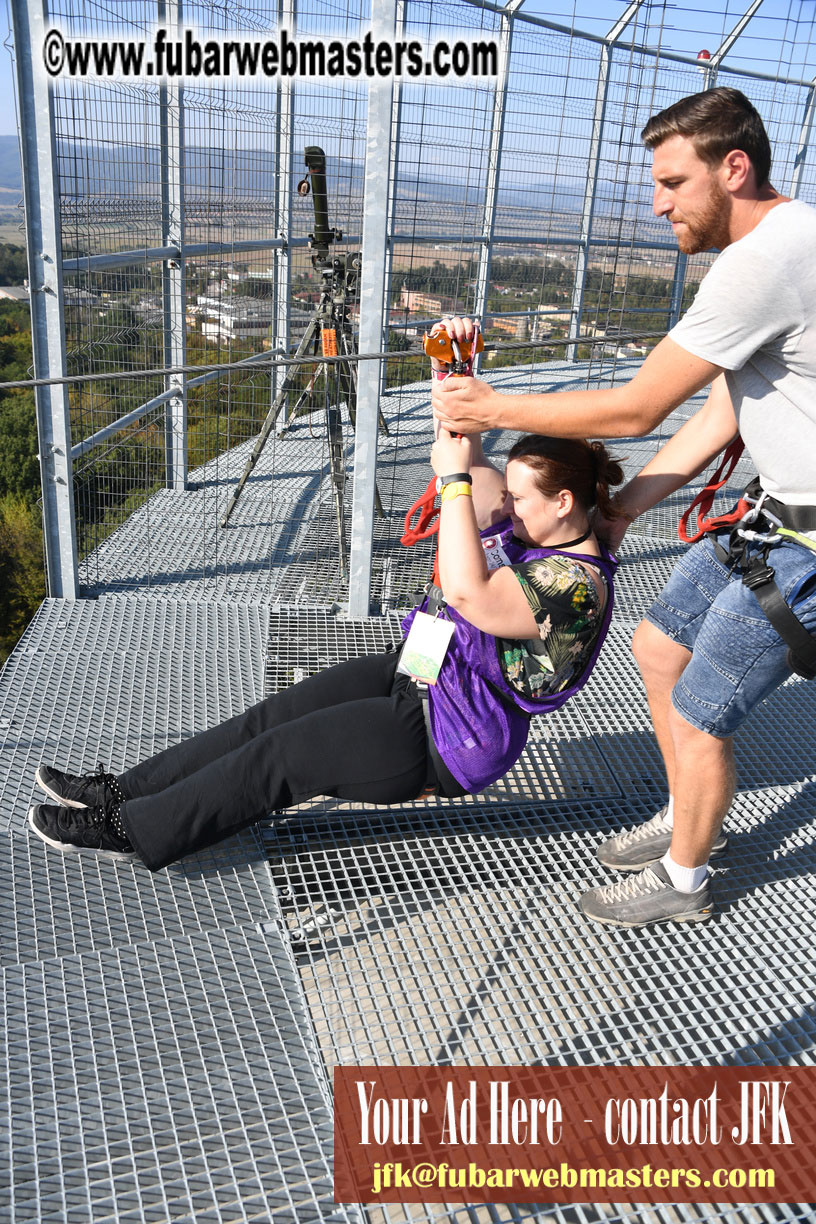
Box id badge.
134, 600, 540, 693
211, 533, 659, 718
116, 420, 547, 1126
482, 534, 512, 571
397, 611, 455, 685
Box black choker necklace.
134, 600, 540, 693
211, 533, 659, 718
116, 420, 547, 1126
554, 527, 593, 549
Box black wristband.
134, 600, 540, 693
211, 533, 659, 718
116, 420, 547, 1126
437, 472, 472, 489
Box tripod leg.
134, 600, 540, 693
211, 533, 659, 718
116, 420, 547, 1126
372, 481, 385, 521
326, 398, 348, 578
280, 373, 319, 430
220, 316, 320, 527
339, 321, 357, 423
342, 321, 389, 437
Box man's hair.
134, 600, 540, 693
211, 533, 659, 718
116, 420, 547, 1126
641, 87, 771, 187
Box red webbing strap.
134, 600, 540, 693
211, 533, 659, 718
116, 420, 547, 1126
678, 437, 747, 543
401, 476, 440, 546
401, 477, 442, 586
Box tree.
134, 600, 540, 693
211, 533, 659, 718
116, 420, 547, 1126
0, 495, 45, 663
0, 244, 28, 286
0, 392, 39, 502
0, 298, 42, 663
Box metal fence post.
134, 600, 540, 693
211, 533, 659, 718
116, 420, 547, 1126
668, 2, 764, 328
668, 250, 688, 329
379, 0, 404, 396
159, 0, 187, 490
791, 78, 816, 199
701, 0, 765, 88
347, 0, 396, 618
474, 1, 519, 348
11, 0, 78, 597
566, 48, 611, 361
273, 0, 295, 416
567, 0, 645, 362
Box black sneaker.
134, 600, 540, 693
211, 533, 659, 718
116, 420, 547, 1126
28, 803, 135, 862
35, 762, 122, 810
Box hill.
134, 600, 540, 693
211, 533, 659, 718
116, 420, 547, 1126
0, 135, 21, 192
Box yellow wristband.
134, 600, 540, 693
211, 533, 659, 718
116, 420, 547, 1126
440, 481, 473, 503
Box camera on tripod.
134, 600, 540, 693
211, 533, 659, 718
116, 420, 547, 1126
220, 146, 383, 578
299, 145, 361, 322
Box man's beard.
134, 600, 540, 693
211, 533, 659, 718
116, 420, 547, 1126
672, 182, 731, 254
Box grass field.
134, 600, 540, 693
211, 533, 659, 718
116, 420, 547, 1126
0, 219, 24, 245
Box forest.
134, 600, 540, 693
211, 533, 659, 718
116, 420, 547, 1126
0, 292, 43, 661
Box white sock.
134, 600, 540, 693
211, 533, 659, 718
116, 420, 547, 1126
663, 796, 674, 828
661, 850, 708, 893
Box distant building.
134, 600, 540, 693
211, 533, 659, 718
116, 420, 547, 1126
201, 310, 274, 342
399, 287, 459, 315
133, 294, 163, 326
530, 315, 553, 341
347, 305, 417, 330
489, 315, 524, 337
489, 308, 557, 341
0, 285, 28, 302
196, 293, 275, 341
62, 286, 98, 307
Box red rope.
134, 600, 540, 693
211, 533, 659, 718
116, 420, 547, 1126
678, 437, 747, 543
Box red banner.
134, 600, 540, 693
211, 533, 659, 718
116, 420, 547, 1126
334, 1065, 816, 1204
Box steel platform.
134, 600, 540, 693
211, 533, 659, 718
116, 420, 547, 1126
2, 363, 814, 1222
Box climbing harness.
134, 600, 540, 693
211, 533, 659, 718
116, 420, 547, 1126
678, 437, 748, 543
679, 441, 816, 679
400, 321, 485, 582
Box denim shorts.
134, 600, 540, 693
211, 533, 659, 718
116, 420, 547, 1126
644, 529, 816, 737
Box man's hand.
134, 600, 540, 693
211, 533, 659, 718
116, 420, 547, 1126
428, 315, 504, 433
433, 331, 723, 440
592, 507, 632, 554
432, 376, 504, 434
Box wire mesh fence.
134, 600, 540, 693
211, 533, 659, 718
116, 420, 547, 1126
8, 6, 816, 1220
15, 0, 816, 604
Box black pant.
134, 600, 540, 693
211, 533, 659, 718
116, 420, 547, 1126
118, 652, 440, 871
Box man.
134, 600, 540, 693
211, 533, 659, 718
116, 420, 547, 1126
432, 87, 816, 928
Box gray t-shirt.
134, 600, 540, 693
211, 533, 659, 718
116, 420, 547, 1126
670, 198, 816, 505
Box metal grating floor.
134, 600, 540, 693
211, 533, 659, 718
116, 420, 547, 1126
3, 358, 815, 1222
265, 784, 816, 1070
0, 596, 359, 1224
3, 926, 346, 1224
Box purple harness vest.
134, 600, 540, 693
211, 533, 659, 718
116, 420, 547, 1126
401, 517, 618, 792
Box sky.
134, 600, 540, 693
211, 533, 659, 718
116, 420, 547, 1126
1, 0, 815, 140
1, 0, 16, 136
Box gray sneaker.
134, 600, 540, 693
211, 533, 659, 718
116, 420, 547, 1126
597, 805, 728, 872
580, 861, 714, 928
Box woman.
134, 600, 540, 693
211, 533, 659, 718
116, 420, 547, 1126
28, 429, 622, 871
